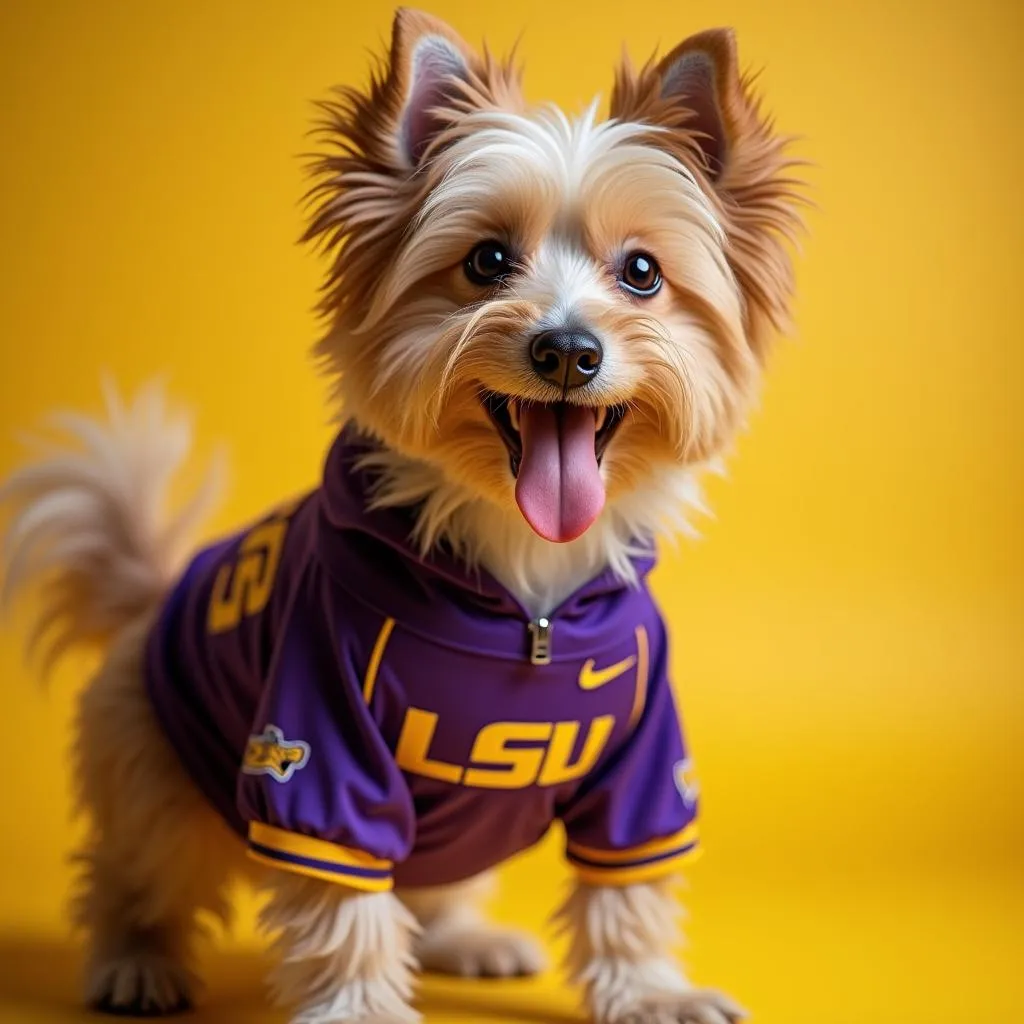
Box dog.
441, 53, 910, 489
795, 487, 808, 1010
0, 9, 803, 1023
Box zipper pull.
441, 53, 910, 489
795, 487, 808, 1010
527, 617, 553, 665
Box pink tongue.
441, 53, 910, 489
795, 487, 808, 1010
515, 405, 605, 543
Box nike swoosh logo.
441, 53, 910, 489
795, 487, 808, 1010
579, 654, 638, 691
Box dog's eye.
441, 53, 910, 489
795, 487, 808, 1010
620, 252, 662, 297
465, 242, 512, 286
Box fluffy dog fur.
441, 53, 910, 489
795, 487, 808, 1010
0, 9, 802, 1023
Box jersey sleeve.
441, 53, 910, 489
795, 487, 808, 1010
558, 617, 700, 886
237, 610, 414, 892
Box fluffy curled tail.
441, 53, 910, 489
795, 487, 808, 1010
0, 381, 223, 674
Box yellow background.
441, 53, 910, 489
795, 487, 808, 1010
0, 1, 1021, 1022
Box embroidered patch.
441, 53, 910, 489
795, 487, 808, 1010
673, 758, 700, 808
242, 724, 310, 783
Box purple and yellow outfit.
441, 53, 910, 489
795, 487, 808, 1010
145, 430, 699, 892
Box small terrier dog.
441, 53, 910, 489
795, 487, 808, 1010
0, 9, 802, 1023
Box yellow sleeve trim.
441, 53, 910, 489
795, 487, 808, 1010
247, 822, 393, 892
572, 844, 703, 887
249, 822, 391, 869
246, 848, 394, 891
567, 822, 699, 866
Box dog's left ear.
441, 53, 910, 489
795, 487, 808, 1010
611, 28, 757, 184
612, 29, 806, 355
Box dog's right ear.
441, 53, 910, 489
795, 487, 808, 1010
303, 11, 521, 319
304, 10, 521, 228
384, 9, 477, 168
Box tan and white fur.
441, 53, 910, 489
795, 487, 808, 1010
0, 9, 802, 1024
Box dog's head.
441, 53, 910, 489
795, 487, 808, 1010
306, 9, 803, 547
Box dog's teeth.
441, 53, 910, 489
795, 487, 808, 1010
508, 400, 520, 432
595, 407, 607, 432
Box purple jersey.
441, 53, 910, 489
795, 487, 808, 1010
145, 428, 699, 892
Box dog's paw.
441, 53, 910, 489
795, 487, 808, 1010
86, 953, 196, 1017
288, 1003, 420, 1024
616, 989, 747, 1024
341, 1017, 417, 1024
417, 923, 547, 978
291, 1017, 416, 1024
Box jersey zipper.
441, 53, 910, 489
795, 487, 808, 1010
527, 617, 553, 665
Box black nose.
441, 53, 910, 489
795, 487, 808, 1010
529, 329, 603, 390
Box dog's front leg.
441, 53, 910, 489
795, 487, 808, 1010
261, 872, 420, 1024
559, 878, 745, 1024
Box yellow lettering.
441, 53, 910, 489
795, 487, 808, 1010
538, 715, 616, 786
464, 722, 553, 789
207, 516, 290, 634
394, 710, 618, 790
395, 708, 464, 784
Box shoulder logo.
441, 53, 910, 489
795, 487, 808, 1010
242, 725, 310, 783
673, 758, 700, 808
578, 654, 638, 691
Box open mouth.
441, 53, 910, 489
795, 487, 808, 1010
481, 392, 626, 544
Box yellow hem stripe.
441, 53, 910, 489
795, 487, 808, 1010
627, 624, 649, 731
572, 845, 703, 887
362, 617, 396, 704
246, 849, 394, 892
567, 822, 699, 866
248, 822, 392, 871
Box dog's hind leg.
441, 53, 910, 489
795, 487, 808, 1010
399, 872, 547, 979
0, 385, 232, 1011
72, 618, 247, 1016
